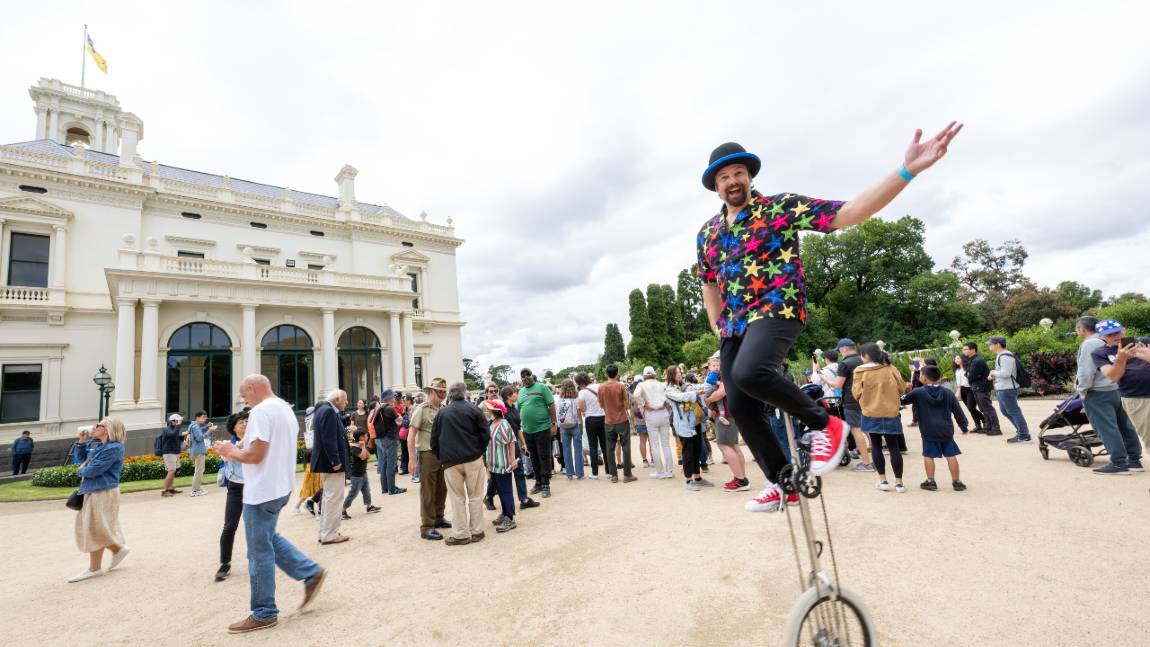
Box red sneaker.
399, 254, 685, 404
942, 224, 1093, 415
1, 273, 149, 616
745, 484, 783, 512
723, 477, 750, 492
786, 493, 800, 506
809, 415, 848, 476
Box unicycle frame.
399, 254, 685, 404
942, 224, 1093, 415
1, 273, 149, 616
780, 413, 835, 596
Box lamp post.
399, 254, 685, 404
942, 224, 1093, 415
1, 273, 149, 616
92, 365, 112, 420
1039, 318, 1053, 331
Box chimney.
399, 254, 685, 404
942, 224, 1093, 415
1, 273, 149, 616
335, 164, 358, 209
118, 112, 143, 168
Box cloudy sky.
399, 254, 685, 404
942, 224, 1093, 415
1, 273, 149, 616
3, 1, 1148, 374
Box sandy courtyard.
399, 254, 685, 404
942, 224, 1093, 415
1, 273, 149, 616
2, 399, 1147, 646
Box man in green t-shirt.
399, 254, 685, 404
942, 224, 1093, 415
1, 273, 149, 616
517, 368, 557, 498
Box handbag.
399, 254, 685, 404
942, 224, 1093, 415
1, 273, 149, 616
66, 490, 85, 511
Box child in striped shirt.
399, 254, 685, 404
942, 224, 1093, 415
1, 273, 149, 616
483, 399, 518, 534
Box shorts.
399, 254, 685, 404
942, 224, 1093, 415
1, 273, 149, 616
842, 405, 862, 428
922, 439, 961, 458
635, 424, 647, 435
714, 419, 739, 446
162, 453, 180, 471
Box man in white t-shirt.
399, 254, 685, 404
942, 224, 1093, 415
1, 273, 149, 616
215, 375, 326, 634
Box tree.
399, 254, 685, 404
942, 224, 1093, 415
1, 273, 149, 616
950, 238, 1030, 299
1103, 292, 1147, 307
676, 268, 706, 338
999, 287, 1078, 333
543, 369, 555, 381
681, 332, 719, 370
488, 364, 512, 388
601, 323, 626, 366
626, 289, 658, 366
462, 358, 483, 391
645, 284, 675, 366
661, 284, 685, 358
1055, 280, 1103, 315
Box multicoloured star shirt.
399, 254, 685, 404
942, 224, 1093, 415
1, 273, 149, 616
696, 191, 843, 338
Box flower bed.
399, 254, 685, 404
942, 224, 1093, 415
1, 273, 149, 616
32, 451, 222, 488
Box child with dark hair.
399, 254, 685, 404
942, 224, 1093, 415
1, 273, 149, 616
902, 365, 969, 491
342, 429, 381, 519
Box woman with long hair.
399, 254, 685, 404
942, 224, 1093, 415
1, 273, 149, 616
852, 343, 908, 493
69, 417, 129, 582
666, 365, 713, 491
556, 379, 585, 480
215, 409, 249, 581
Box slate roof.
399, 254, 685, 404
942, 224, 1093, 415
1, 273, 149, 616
2, 139, 410, 221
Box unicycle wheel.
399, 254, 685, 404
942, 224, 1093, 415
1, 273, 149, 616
781, 584, 877, 647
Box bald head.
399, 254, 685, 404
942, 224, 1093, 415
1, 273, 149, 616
240, 374, 273, 406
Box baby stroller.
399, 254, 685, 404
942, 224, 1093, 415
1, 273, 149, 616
1038, 395, 1106, 467
798, 384, 854, 467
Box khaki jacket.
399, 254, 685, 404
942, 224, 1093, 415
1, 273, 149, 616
851, 363, 906, 418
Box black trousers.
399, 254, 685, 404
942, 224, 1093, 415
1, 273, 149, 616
721, 318, 829, 484
526, 432, 553, 486
959, 386, 986, 428
11, 454, 31, 475
584, 416, 607, 476
399, 436, 410, 473
972, 389, 1001, 431
605, 421, 631, 477
680, 432, 702, 480
869, 434, 904, 479
219, 481, 244, 565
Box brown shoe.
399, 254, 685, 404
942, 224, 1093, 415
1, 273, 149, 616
623, 476, 638, 483
299, 568, 327, 611
228, 615, 278, 634
161, 490, 174, 497
319, 535, 350, 545
444, 536, 471, 546
471, 531, 485, 543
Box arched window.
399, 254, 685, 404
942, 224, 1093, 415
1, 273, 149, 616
338, 326, 382, 407
166, 323, 232, 420
65, 127, 91, 147
261, 324, 313, 412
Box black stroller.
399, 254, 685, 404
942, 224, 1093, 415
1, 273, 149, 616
1038, 395, 1106, 467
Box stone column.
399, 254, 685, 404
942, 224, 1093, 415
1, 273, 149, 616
388, 311, 402, 387
51, 225, 68, 288
138, 299, 161, 404
402, 311, 416, 387
48, 108, 59, 143
322, 308, 337, 395
241, 304, 258, 377
112, 297, 137, 406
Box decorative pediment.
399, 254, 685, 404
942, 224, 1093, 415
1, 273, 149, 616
0, 195, 74, 223
390, 249, 430, 266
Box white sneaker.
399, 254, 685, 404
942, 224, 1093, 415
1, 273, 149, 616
108, 546, 130, 571
876, 481, 893, 491
588, 474, 599, 480
894, 484, 907, 494
292, 508, 305, 516
661, 473, 675, 479
68, 569, 104, 583
648, 472, 662, 479
190, 490, 205, 497
745, 484, 783, 512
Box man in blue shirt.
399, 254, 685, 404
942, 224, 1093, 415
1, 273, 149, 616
11, 431, 33, 474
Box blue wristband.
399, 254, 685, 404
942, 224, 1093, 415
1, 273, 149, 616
898, 164, 915, 182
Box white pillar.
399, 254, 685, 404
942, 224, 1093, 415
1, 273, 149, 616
112, 297, 137, 406
388, 311, 402, 387
51, 225, 68, 289
322, 308, 338, 395
241, 304, 258, 377
48, 109, 59, 143
402, 311, 416, 387
138, 299, 161, 404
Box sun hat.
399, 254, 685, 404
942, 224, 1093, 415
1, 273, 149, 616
380, 389, 397, 401
427, 377, 448, 393
643, 366, 656, 377
483, 399, 507, 416
1095, 319, 1125, 336
168, 413, 183, 422
709, 350, 721, 360
702, 142, 761, 191
836, 338, 856, 349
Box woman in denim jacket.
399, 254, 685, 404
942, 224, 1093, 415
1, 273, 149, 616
665, 365, 712, 491
69, 417, 129, 583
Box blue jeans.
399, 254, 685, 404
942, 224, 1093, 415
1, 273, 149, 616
342, 474, 372, 509
1083, 389, 1142, 467
995, 388, 1031, 438
487, 444, 529, 502
243, 495, 322, 621
376, 437, 398, 493
560, 425, 584, 478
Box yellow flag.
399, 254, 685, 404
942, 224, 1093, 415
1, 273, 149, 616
86, 35, 108, 73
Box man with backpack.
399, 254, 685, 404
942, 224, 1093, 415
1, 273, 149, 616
988, 336, 1031, 443
370, 390, 406, 496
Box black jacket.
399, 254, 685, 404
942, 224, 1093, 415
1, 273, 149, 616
431, 400, 490, 469
311, 401, 350, 473
901, 385, 969, 441
965, 354, 992, 392
159, 424, 183, 455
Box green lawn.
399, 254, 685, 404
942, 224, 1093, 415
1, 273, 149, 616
0, 464, 312, 503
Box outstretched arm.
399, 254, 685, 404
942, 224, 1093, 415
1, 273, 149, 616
832, 122, 963, 229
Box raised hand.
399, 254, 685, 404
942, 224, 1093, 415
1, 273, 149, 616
904, 121, 963, 176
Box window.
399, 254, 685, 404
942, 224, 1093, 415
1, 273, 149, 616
401, 241, 414, 247
338, 327, 382, 407
166, 323, 232, 421
414, 357, 424, 389
181, 211, 202, 220
177, 251, 205, 259
261, 325, 314, 412
7, 233, 50, 288
18, 185, 47, 194
408, 272, 420, 309
65, 127, 91, 146
250, 222, 267, 229
308, 264, 325, 271
0, 364, 42, 423
254, 258, 271, 266
309, 230, 325, 237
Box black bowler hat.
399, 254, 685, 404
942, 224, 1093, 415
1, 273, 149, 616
701, 142, 761, 191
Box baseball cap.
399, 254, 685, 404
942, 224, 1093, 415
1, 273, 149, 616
836, 338, 855, 349
1095, 319, 1125, 336
168, 413, 183, 422
380, 389, 397, 400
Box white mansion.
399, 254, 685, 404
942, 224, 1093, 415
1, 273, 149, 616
0, 78, 464, 441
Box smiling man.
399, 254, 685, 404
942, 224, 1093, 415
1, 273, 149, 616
696, 122, 963, 513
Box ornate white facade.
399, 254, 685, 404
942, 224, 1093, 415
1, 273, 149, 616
0, 78, 465, 439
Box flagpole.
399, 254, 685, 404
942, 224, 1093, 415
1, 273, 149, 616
81, 24, 87, 89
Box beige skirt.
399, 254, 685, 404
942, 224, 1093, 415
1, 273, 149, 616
75, 487, 125, 553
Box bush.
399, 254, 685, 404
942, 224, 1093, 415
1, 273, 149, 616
1097, 301, 1150, 336
32, 453, 222, 488
1026, 351, 1076, 396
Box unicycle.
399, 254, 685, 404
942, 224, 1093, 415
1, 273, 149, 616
779, 415, 878, 646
